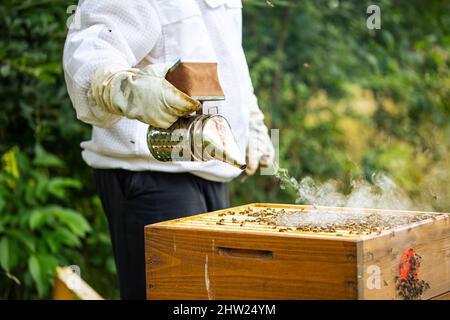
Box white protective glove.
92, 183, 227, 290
89, 62, 201, 129
245, 98, 275, 176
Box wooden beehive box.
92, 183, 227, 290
145, 204, 450, 300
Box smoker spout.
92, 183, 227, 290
201, 116, 247, 171
215, 152, 247, 171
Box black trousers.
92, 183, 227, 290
93, 169, 229, 300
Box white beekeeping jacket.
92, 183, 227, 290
63, 0, 261, 182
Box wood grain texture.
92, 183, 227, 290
146, 227, 358, 300
145, 204, 450, 300
53, 277, 77, 300
358, 215, 450, 300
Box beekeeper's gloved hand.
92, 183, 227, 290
245, 102, 275, 176
89, 62, 201, 129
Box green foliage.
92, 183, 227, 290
0, 147, 90, 298
0, 1, 118, 299
1, 0, 449, 299
231, 0, 450, 208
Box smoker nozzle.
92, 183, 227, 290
199, 115, 247, 171
210, 150, 247, 171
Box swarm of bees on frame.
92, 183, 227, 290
214, 206, 441, 236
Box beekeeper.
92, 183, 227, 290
63, 0, 274, 299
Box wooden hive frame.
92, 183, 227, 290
145, 204, 450, 300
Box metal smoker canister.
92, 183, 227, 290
147, 113, 247, 170
147, 61, 247, 170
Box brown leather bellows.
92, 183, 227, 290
165, 61, 225, 101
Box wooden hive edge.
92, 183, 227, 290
359, 213, 449, 241
355, 214, 450, 300
356, 240, 365, 300
145, 203, 255, 228
260, 203, 449, 217
145, 203, 449, 243
145, 203, 448, 229
146, 219, 361, 244
356, 214, 450, 300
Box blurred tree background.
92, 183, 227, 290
0, 0, 449, 299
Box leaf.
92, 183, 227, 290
29, 208, 51, 230
1, 147, 20, 188
31, 171, 49, 202
53, 207, 91, 237
7, 229, 36, 252
28, 255, 47, 297
25, 179, 38, 206
47, 177, 82, 200
1, 147, 20, 179
33, 144, 64, 168
40, 254, 58, 274
0, 237, 19, 273
0, 237, 11, 272
29, 206, 91, 238
0, 196, 5, 214
45, 233, 60, 253
106, 257, 116, 274
53, 228, 82, 248
28, 256, 40, 283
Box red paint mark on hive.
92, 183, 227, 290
399, 248, 420, 280
396, 248, 430, 299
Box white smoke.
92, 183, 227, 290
275, 165, 432, 211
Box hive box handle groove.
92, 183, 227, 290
217, 247, 274, 260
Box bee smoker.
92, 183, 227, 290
147, 62, 247, 170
